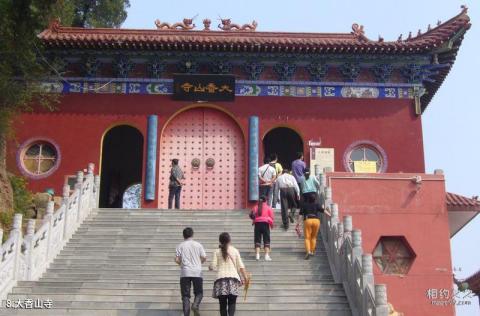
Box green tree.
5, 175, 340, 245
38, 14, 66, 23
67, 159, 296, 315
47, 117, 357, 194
0, 0, 58, 158
0, 0, 60, 228
54, 0, 130, 28
0, 0, 130, 229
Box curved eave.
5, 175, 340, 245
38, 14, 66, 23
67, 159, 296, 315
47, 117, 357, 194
38, 9, 471, 55
420, 26, 470, 112
37, 9, 471, 111
447, 192, 480, 238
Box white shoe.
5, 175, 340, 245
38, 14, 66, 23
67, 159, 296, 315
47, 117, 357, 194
265, 254, 272, 261
255, 253, 260, 261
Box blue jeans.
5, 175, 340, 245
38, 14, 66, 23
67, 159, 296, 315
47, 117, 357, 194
259, 185, 272, 206
168, 186, 182, 209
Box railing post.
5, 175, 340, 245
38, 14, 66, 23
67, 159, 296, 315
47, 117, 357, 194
375, 284, 389, 316
329, 203, 339, 270
25, 219, 35, 280
352, 229, 363, 263
319, 173, 327, 187
362, 254, 374, 295
325, 186, 332, 202
62, 184, 70, 241
337, 222, 344, 247
343, 215, 353, 241
330, 203, 339, 224
335, 221, 344, 281
87, 163, 95, 211
11, 214, 23, 281
44, 201, 54, 261
75, 170, 84, 223
94, 175, 101, 208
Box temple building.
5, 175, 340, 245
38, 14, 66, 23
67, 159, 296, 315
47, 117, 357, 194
5, 6, 478, 315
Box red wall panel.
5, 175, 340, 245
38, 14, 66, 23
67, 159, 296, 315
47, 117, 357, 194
7, 94, 425, 208
329, 173, 454, 316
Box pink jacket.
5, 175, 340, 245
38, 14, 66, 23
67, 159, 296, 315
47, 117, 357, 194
251, 204, 274, 227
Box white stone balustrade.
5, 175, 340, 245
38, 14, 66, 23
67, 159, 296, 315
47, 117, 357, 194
319, 181, 389, 316
0, 164, 99, 300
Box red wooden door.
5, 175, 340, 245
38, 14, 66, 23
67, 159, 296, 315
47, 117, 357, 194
159, 108, 244, 209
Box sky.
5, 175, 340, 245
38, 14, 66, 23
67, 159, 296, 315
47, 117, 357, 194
124, 1, 479, 314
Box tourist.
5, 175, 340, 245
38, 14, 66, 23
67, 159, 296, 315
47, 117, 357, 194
291, 151, 306, 184
209, 232, 249, 316
175, 227, 207, 316
249, 196, 274, 261
297, 193, 324, 260
299, 168, 320, 202
276, 169, 300, 230
168, 158, 185, 209
269, 153, 283, 208
258, 157, 277, 206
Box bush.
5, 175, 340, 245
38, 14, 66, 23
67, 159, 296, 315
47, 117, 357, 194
10, 175, 33, 216
0, 175, 34, 239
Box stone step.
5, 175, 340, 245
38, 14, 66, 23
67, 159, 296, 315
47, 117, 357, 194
68, 236, 306, 241
0, 306, 351, 316
58, 247, 322, 253
52, 256, 322, 262
0, 309, 351, 316
11, 287, 345, 295
62, 241, 315, 247
45, 262, 332, 269
41, 269, 331, 277
47, 263, 332, 270
1, 208, 350, 315
1, 301, 351, 310
36, 277, 335, 284
39, 275, 335, 282
55, 250, 325, 256
16, 281, 342, 290
75, 229, 294, 234
6, 294, 348, 304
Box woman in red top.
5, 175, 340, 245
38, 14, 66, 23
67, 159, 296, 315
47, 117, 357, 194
250, 196, 274, 261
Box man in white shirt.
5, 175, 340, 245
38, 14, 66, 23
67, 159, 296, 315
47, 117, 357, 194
276, 169, 300, 229
258, 157, 277, 206
175, 227, 207, 316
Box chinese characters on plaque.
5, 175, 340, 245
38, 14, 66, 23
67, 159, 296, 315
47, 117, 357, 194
173, 74, 235, 101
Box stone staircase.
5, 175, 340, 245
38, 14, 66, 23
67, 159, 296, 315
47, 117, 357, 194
1, 208, 351, 316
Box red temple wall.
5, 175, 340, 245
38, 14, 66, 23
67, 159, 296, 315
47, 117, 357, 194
7, 94, 425, 208
328, 173, 454, 316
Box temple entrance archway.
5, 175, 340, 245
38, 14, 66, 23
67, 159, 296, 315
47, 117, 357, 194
263, 127, 304, 170
99, 125, 144, 208
159, 107, 245, 209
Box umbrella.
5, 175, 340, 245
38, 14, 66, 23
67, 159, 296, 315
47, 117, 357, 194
243, 273, 252, 302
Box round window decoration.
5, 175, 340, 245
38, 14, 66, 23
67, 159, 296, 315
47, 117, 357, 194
17, 138, 61, 179
343, 140, 387, 173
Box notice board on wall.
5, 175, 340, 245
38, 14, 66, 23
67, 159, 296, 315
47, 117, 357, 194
310, 147, 335, 174
353, 161, 377, 173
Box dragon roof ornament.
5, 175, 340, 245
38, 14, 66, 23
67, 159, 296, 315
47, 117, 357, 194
153, 17, 257, 32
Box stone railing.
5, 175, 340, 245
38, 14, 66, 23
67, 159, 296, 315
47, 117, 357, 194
318, 173, 389, 316
0, 163, 100, 300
